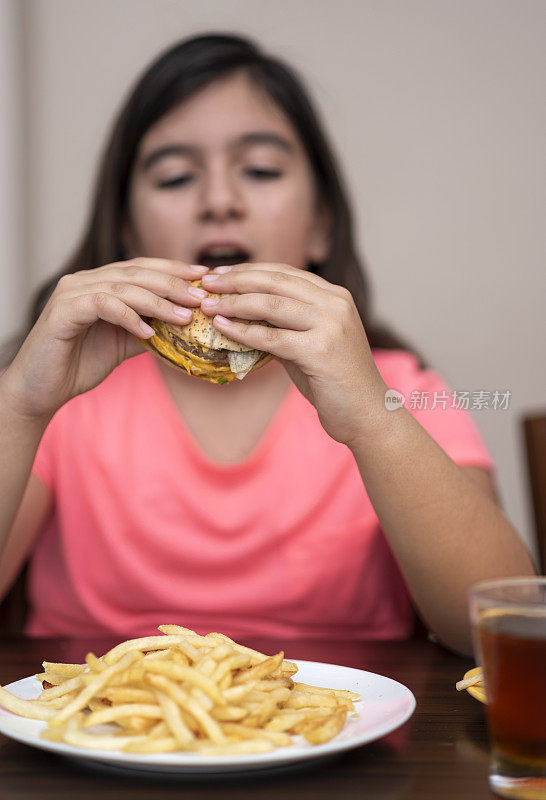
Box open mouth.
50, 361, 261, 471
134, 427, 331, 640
196, 244, 251, 270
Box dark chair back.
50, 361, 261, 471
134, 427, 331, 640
523, 412, 546, 573
0, 564, 29, 636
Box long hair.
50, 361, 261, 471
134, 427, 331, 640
2, 33, 427, 368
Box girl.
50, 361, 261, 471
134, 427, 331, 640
0, 34, 534, 653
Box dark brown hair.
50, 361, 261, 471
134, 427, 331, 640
2, 33, 427, 368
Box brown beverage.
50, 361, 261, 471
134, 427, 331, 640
478, 610, 546, 767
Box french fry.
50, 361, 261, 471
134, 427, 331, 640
59, 728, 146, 750
39, 675, 84, 701
265, 708, 329, 732
141, 660, 225, 706
39, 693, 78, 709
255, 677, 294, 691
299, 708, 347, 745
87, 697, 112, 713
456, 670, 484, 691
85, 653, 105, 673
104, 635, 208, 665
194, 655, 217, 677
285, 691, 338, 709
157, 624, 197, 637
42, 662, 86, 678
220, 722, 292, 747
149, 720, 170, 738
211, 705, 248, 721
144, 673, 224, 742
233, 652, 284, 684
49, 651, 140, 727
211, 653, 251, 684
293, 682, 360, 700
0, 686, 56, 721
222, 681, 258, 703
116, 715, 157, 735
83, 702, 162, 729
36, 673, 70, 686
204, 632, 268, 664
280, 661, 298, 678
154, 689, 195, 746
243, 695, 279, 728
101, 687, 156, 705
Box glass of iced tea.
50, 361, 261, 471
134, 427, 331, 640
469, 577, 546, 799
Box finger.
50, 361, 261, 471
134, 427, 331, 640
59, 266, 207, 307
125, 257, 209, 281
211, 315, 301, 360
200, 292, 314, 332
210, 262, 347, 297
109, 257, 210, 282
73, 283, 194, 327
201, 268, 331, 306
60, 292, 161, 340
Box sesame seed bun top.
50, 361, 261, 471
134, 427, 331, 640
175, 279, 259, 353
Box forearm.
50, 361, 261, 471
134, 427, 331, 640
0, 372, 51, 552
349, 406, 536, 654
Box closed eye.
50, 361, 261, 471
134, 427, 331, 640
244, 168, 283, 180
157, 174, 194, 189
157, 169, 282, 188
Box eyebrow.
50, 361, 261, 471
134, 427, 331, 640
141, 131, 294, 172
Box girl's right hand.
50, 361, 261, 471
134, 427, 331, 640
1, 258, 208, 420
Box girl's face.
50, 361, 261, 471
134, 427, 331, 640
125, 71, 329, 269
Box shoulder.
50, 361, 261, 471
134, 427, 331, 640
372, 348, 433, 390
372, 348, 495, 473
32, 354, 154, 482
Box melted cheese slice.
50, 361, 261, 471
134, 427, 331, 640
143, 332, 236, 384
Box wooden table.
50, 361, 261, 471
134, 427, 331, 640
0, 635, 496, 799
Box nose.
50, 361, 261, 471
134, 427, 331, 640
197, 162, 244, 223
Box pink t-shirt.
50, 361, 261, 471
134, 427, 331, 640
25, 350, 494, 639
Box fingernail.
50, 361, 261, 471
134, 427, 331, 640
173, 305, 193, 319
188, 286, 207, 299
201, 296, 220, 307
214, 265, 232, 274
190, 264, 209, 273
140, 321, 155, 337
214, 314, 232, 325
201, 273, 219, 282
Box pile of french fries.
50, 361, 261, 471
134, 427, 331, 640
0, 625, 360, 755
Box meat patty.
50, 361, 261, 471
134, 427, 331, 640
169, 333, 229, 364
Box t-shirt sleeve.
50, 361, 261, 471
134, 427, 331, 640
377, 350, 496, 474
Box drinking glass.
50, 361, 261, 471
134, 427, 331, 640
469, 577, 546, 799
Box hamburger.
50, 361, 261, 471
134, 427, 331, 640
140, 280, 271, 384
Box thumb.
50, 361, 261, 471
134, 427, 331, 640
123, 335, 149, 362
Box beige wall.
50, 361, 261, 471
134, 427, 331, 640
5, 0, 546, 558
0, 0, 24, 337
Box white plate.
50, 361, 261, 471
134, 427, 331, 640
0, 660, 415, 774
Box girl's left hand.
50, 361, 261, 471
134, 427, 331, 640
200, 263, 389, 447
